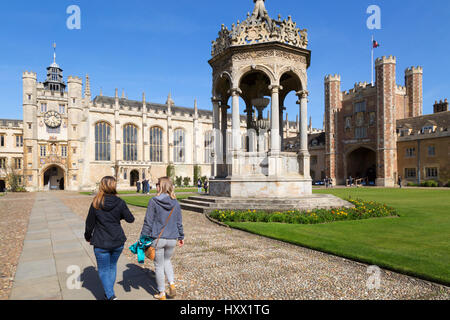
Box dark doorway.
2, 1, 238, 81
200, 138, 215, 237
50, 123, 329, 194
0, 180, 5, 192
130, 170, 139, 187
347, 148, 377, 185
43, 166, 65, 191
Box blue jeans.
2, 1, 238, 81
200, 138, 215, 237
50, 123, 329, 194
94, 246, 123, 299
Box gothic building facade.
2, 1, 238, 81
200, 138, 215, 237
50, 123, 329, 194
324, 56, 449, 187
0, 56, 304, 192
284, 55, 449, 187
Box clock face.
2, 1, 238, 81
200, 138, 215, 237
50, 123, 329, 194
44, 111, 62, 128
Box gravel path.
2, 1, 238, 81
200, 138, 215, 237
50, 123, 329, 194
60, 192, 449, 300
0, 193, 36, 300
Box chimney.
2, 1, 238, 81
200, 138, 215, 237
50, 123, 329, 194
434, 98, 449, 113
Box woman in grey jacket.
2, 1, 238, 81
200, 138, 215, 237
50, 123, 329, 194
141, 177, 184, 300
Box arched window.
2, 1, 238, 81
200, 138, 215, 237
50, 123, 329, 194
204, 131, 214, 164
150, 127, 163, 163
95, 122, 111, 161
173, 128, 185, 163
123, 124, 138, 161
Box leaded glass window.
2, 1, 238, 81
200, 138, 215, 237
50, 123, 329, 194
123, 124, 138, 161
95, 122, 111, 161
173, 129, 185, 163
150, 127, 163, 163
204, 131, 214, 164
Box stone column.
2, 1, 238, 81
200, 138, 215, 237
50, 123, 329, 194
230, 88, 242, 152
212, 98, 221, 177
297, 90, 311, 179
269, 85, 282, 152
297, 90, 309, 152
220, 104, 229, 177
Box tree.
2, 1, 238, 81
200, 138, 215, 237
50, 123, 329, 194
194, 165, 201, 185
166, 164, 175, 182
175, 176, 183, 187
6, 165, 25, 193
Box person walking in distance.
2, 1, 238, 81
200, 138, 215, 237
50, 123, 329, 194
141, 177, 184, 300
398, 176, 403, 189
197, 178, 202, 194
137, 180, 141, 194
84, 176, 135, 300
203, 179, 209, 195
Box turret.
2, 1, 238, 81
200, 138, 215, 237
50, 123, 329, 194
324, 73, 342, 184
67, 76, 83, 110
22, 71, 38, 139
405, 66, 423, 118
67, 76, 83, 142
375, 56, 397, 187
43, 44, 66, 93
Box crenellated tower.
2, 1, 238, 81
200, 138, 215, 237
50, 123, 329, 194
375, 56, 397, 187
67, 76, 83, 188
405, 66, 423, 118
324, 74, 341, 184
22, 71, 38, 188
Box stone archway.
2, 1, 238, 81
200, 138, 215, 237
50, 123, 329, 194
346, 147, 377, 185
0, 180, 5, 192
42, 165, 66, 191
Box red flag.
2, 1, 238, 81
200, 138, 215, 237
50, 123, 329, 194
373, 40, 380, 48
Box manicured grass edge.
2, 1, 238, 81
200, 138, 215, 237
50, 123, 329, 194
123, 194, 193, 208
205, 212, 449, 287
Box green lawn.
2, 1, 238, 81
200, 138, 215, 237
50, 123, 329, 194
80, 188, 198, 196
122, 194, 194, 208
225, 188, 450, 285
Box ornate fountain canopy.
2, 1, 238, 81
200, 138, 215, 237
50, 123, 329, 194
211, 0, 308, 57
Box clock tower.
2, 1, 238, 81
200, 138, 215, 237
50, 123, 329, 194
22, 45, 83, 191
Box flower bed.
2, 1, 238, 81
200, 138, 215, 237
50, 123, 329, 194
209, 199, 398, 225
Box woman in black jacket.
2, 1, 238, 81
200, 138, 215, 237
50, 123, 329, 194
85, 176, 135, 300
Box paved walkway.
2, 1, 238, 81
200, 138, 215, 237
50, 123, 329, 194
10, 192, 155, 300
7, 191, 449, 300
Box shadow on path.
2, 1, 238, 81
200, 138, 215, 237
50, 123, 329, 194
80, 267, 106, 300
118, 264, 157, 296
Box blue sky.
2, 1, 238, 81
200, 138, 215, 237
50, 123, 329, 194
0, 0, 449, 128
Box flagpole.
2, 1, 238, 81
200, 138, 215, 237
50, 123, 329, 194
371, 35, 374, 86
